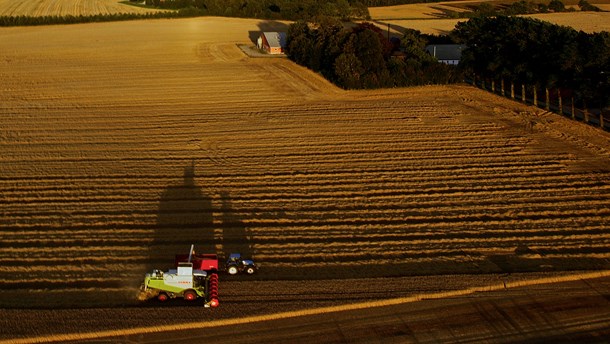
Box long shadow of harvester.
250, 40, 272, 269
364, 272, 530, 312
152, 161, 214, 270
151, 161, 253, 272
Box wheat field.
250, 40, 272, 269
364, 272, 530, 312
1, 17, 610, 315
0, 0, 160, 16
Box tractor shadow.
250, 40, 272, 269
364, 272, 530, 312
219, 191, 253, 260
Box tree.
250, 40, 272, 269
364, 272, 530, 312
401, 29, 435, 63
334, 52, 365, 88
286, 21, 314, 67
578, 0, 601, 11
347, 27, 390, 88
308, 16, 345, 75
548, 0, 565, 12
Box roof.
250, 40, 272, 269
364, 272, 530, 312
425, 44, 466, 61
262, 32, 287, 48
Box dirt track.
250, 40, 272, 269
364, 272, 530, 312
1, 16, 610, 342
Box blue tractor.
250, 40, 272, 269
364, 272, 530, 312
225, 253, 256, 275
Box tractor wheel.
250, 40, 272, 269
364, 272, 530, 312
157, 293, 169, 302
184, 290, 197, 301
227, 265, 238, 275
245, 266, 256, 275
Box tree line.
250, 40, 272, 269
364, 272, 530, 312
453, 16, 609, 108
145, 0, 370, 20
286, 18, 463, 89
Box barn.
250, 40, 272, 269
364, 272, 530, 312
257, 32, 287, 55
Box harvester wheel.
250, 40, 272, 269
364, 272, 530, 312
184, 290, 197, 301
245, 266, 256, 275
227, 265, 238, 275
157, 293, 169, 302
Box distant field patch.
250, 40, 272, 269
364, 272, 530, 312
369, 0, 610, 35
0, 0, 161, 17
369, 1, 475, 20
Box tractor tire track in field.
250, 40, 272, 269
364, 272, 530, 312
1, 18, 610, 314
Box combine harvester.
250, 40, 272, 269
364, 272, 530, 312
138, 247, 219, 307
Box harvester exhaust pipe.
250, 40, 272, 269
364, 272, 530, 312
187, 244, 194, 263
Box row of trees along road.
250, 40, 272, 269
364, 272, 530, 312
453, 16, 610, 109
286, 18, 463, 89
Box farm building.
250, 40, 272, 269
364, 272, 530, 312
257, 32, 287, 55
425, 44, 465, 65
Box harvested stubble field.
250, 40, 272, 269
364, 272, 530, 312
1, 16, 610, 341
0, 0, 161, 17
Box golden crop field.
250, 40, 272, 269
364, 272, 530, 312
1, 15, 610, 341
368, 0, 476, 19
369, 0, 610, 34
0, 0, 160, 16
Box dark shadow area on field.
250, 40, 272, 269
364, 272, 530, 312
150, 161, 254, 273
152, 161, 214, 271
427, 6, 465, 19
485, 244, 610, 274
248, 20, 290, 44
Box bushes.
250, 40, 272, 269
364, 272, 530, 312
286, 20, 463, 89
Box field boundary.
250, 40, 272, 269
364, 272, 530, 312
5, 270, 610, 344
